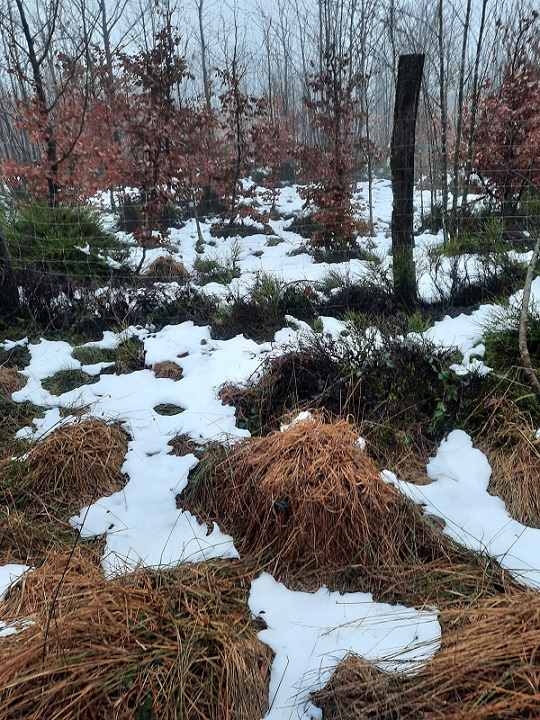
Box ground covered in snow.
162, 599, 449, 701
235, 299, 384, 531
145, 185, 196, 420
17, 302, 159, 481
2, 179, 540, 719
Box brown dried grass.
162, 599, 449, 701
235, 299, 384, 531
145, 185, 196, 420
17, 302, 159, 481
0, 364, 25, 395
476, 399, 540, 528
8, 419, 128, 516
0, 547, 270, 720
146, 255, 189, 283
153, 360, 183, 380
314, 589, 540, 719
184, 414, 443, 585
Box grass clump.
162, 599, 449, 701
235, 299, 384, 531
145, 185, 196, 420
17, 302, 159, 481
0, 548, 270, 720
152, 360, 183, 380
71, 345, 117, 365
473, 395, 540, 528
193, 256, 238, 285
314, 590, 540, 719
219, 329, 465, 478
0, 364, 25, 396
14, 419, 129, 514
193, 243, 242, 285
183, 413, 445, 587
0, 342, 31, 371
145, 255, 189, 283
0, 419, 128, 564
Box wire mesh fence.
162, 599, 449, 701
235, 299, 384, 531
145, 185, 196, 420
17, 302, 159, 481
0, 177, 538, 334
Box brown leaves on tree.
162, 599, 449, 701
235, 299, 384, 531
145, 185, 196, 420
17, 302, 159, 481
299, 46, 371, 249
469, 14, 540, 212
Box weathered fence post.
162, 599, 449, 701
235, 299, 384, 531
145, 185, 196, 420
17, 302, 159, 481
391, 53, 425, 306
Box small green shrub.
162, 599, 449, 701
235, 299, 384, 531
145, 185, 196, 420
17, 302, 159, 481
441, 217, 505, 257
193, 257, 238, 285
517, 193, 540, 234
193, 244, 242, 285
2, 202, 129, 280
483, 311, 540, 371
407, 310, 433, 334
318, 269, 351, 293
250, 273, 284, 317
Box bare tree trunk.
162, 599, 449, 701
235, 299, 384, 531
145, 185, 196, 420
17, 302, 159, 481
451, 0, 472, 219
197, 0, 212, 110
519, 234, 540, 400
14, 0, 60, 205
461, 0, 488, 216
391, 53, 425, 307
438, 0, 449, 243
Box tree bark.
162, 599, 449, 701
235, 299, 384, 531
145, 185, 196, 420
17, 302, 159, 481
391, 53, 424, 307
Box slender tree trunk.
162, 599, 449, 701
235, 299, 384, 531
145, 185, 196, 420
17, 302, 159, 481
391, 54, 425, 307
451, 0, 472, 220
14, 0, 59, 205
462, 0, 488, 216
197, 0, 212, 110
438, 0, 449, 243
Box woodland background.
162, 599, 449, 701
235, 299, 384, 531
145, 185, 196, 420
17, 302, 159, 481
0, 0, 538, 261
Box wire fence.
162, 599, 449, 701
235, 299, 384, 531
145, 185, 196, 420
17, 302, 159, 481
0, 180, 538, 332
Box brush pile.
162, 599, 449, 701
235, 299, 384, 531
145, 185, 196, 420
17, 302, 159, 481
0, 547, 270, 720
314, 590, 540, 719
185, 413, 440, 583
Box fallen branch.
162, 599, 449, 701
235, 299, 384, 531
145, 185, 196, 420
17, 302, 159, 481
519, 234, 540, 400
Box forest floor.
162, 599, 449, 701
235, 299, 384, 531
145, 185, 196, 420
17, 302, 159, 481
1, 179, 540, 719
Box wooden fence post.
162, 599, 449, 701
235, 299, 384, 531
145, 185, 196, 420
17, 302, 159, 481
391, 53, 425, 306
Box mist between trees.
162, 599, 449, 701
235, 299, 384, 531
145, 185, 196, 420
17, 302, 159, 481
0, 0, 538, 259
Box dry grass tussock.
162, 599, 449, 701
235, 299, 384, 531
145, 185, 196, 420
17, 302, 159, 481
146, 255, 189, 283
0, 419, 129, 564
0, 364, 25, 395
0, 419, 128, 517
153, 360, 183, 380
476, 398, 540, 527
314, 589, 540, 719
184, 413, 444, 585
0, 547, 270, 720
